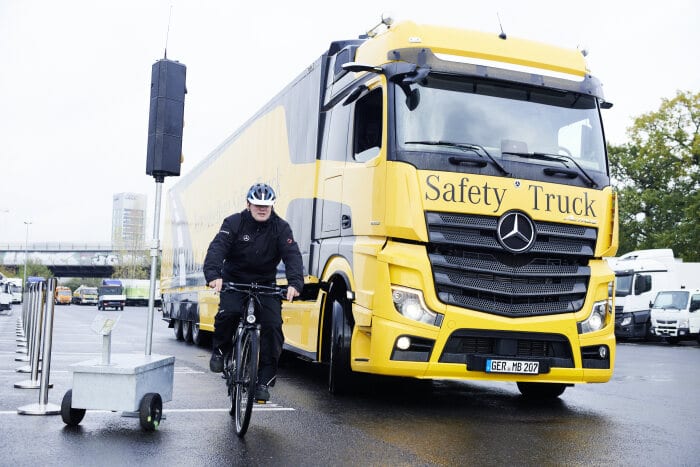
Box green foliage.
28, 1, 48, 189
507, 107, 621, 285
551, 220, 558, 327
609, 90, 700, 260
23, 259, 54, 280
63, 277, 102, 290
111, 248, 150, 280
0, 266, 19, 278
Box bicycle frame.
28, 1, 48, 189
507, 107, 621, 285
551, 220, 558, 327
221, 282, 284, 437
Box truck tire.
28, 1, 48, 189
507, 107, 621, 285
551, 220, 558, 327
328, 297, 353, 394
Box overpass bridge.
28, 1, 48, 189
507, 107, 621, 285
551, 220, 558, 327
0, 242, 149, 278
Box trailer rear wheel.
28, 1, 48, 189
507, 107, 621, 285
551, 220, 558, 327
183, 320, 194, 343
173, 319, 184, 340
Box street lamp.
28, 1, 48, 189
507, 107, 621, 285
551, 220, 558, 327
22, 221, 32, 289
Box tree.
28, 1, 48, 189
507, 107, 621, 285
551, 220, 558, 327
23, 259, 54, 280
608, 90, 700, 261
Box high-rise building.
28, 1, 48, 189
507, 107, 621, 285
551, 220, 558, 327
112, 193, 147, 250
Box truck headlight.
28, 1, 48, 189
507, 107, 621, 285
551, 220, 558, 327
391, 286, 443, 327
679, 318, 689, 328
620, 316, 632, 326
578, 299, 611, 334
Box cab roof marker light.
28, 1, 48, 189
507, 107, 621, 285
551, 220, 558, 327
433, 52, 585, 82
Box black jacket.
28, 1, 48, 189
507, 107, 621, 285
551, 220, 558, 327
203, 209, 304, 292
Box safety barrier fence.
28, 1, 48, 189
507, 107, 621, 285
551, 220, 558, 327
14, 278, 60, 415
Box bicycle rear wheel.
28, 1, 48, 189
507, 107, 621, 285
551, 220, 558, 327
232, 328, 259, 437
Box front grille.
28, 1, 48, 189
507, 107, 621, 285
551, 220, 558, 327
440, 329, 574, 368
426, 212, 596, 317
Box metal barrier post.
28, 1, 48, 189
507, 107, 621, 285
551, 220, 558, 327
15, 282, 40, 374
15, 288, 31, 361
18, 278, 60, 415
15, 282, 52, 389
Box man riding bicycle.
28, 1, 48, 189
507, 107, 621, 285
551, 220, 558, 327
203, 183, 303, 402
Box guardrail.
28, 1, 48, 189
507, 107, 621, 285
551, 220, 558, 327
0, 242, 121, 251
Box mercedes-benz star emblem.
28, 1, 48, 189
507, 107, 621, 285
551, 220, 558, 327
496, 211, 536, 253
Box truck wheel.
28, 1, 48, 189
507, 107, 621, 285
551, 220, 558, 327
517, 382, 567, 399
139, 393, 162, 431
328, 297, 353, 394
61, 389, 86, 426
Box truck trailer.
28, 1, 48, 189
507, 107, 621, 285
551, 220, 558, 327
160, 19, 618, 399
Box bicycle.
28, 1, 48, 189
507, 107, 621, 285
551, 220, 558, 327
220, 282, 286, 437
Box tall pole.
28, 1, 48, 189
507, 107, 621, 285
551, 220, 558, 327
145, 178, 163, 355
22, 221, 31, 288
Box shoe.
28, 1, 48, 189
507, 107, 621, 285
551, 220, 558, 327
209, 351, 224, 373
254, 384, 270, 402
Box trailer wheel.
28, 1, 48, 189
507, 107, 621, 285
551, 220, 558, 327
191, 323, 210, 347
139, 393, 162, 431
517, 382, 566, 399
60, 389, 86, 426
173, 320, 184, 341
183, 320, 194, 343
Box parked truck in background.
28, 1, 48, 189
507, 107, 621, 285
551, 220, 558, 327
4, 278, 22, 304
607, 249, 700, 339
650, 288, 700, 344
72, 285, 99, 305
54, 286, 72, 305
122, 279, 161, 307
98, 279, 126, 311
0, 281, 12, 312
160, 19, 618, 399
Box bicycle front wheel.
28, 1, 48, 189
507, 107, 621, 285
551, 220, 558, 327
232, 328, 259, 437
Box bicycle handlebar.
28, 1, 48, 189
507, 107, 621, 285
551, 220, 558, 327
221, 282, 287, 299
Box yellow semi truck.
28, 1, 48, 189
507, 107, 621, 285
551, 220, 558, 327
160, 19, 618, 399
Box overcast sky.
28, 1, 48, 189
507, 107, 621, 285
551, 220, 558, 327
1, 0, 698, 244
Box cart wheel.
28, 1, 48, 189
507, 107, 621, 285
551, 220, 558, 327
61, 389, 86, 426
139, 393, 162, 431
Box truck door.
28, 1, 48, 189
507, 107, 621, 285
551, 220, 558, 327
689, 293, 700, 334
341, 84, 386, 240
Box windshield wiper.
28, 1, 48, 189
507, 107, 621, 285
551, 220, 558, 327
405, 140, 510, 176
502, 151, 597, 187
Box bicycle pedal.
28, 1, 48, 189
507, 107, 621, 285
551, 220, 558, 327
255, 399, 267, 404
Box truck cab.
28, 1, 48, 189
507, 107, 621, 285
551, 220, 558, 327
54, 286, 72, 305
650, 289, 700, 344
98, 279, 126, 311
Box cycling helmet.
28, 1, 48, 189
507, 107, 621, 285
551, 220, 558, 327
246, 183, 276, 206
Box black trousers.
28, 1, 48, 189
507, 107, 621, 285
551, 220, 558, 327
212, 290, 283, 386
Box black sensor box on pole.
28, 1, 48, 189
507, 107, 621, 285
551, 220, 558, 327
146, 59, 186, 178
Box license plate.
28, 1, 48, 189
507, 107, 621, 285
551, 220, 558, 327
486, 359, 539, 374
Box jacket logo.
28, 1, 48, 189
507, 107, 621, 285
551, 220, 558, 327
497, 211, 536, 253
243, 234, 250, 242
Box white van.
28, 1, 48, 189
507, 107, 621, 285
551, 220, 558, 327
649, 289, 700, 344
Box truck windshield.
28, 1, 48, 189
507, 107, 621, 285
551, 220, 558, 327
653, 291, 689, 310
84, 288, 98, 294
394, 75, 607, 183
615, 274, 633, 297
